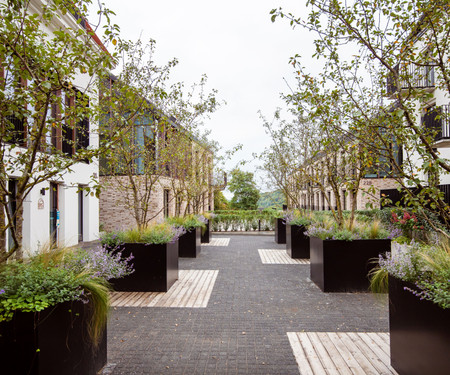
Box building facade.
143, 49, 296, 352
99, 81, 214, 231
1, 0, 105, 254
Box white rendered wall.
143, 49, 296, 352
4, 1, 101, 254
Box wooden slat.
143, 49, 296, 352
287, 332, 314, 375
308, 332, 341, 374
316, 333, 353, 375
258, 249, 310, 264
298, 332, 328, 375
170, 269, 203, 307
193, 270, 218, 307
337, 332, 380, 374
288, 332, 398, 375
203, 238, 230, 247
185, 270, 210, 307
354, 333, 392, 370
110, 270, 219, 308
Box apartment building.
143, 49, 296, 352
1, 0, 106, 254
99, 77, 214, 231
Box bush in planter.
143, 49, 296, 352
102, 223, 184, 246
166, 214, 206, 233
0, 245, 133, 374
166, 215, 205, 257
198, 213, 214, 243
283, 210, 313, 258
306, 218, 391, 241
306, 219, 392, 292
370, 238, 450, 309
100, 223, 184, 292
370, 238, 449, 375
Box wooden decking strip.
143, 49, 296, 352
287, 332, 398, 375
110, 270, 219, 308
258, 249, 310, 264
203, 238, 230, 246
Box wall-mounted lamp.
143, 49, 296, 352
40, 188, 46, 196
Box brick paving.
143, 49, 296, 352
105, 234, 389, 375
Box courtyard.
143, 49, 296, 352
104, 234, 392, 375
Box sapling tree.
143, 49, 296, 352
258, 109, 318, 209
271, 0, 450, 235
100, 39, 221, 227
0, 0, 117, 261
283, 75, 373, 228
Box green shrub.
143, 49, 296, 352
0, 245, 133, 344
166, 215, 205, 232
109, 223, 178, 244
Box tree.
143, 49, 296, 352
228, 169, 260, 210
272, 0, 450, 235
100, 38, 221, 229
258, 108, 321, 209
213, 190, 229, 210
0, 0, 116, 261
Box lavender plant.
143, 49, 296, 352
371, 240, 450, 309
107, 223, 185, 245
305, 219, 390, 241
0, 245, 134, 344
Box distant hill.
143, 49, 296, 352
258, 190, 286, 209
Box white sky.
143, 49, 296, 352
90, 0, 318, 197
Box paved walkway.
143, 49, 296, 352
104, 234, 390, 375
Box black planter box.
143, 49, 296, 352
275, 218, 286, 244
0, 301, 106, 375
201, 220, 210, 243
389, 276, 450, 375
179, 227, 201, 257
110, 241, 178, 292
310, 237, 391, 292
286, 224, 310, 258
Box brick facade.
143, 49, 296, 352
100, 175, 213, 232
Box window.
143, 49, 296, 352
163, 189, 170, 218
61, 91, 74, 156
2, 65, 26, 145
75, 91, 90, 152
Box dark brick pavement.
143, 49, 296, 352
105, 234, 389, 375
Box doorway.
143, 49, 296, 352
78, 187, 84, 243
7, 179, 17, 251
49, 183, 58, 244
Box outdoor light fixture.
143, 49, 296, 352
40, 188, 46, 196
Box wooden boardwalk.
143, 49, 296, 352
202, 237, 230, 247
258, 249, 310, 264
110, 270, 219, 308
287, 332, 398, 375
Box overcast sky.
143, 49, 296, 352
90, 0, 317, 197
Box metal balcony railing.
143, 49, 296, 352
422, 104, 450, 142
5, 115, 25, 145
387, 65, 435, 95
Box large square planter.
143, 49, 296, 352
286, 224, 310, 258
201, 220, 210, 243
179, 227, 201, 257
110, 241, 178, 292
275, 218, 286, 244
310, 237, 391, 292
0, 301, 106, 375
388, 275, 450, 375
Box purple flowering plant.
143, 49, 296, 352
0, 244, 134, 340
305, 217, 391, 241
372, 240, 450, 309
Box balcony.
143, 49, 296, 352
6, 115, 25, 145
387, 64, 435, 97
422, 104, 450, 146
